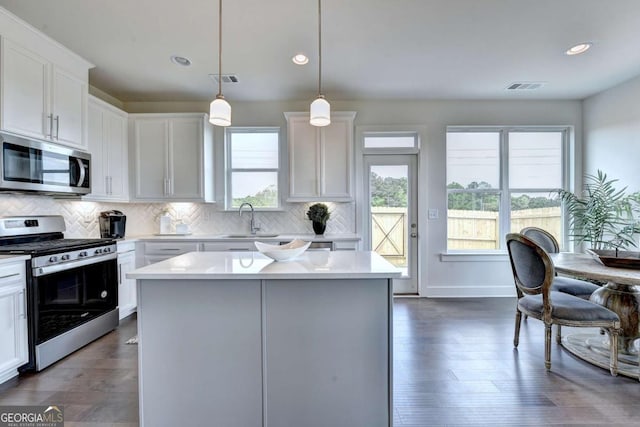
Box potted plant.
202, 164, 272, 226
558, 170, 640, 251
306, 203, 330, 235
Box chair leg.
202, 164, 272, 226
609, 328, 619, 377
514, 310, 522, 348
556, 324, 562, 344
544, 324, 552, 370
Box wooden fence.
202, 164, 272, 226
371, 207, 407, 268
448, 207, 561, 249
372, 206, 561, 254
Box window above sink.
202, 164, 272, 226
224, 127, 282, 211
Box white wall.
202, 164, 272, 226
0, 99, 580, 296
583, 75, 640, 193
126, 98, 582, 297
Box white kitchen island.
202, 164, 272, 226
128, 250, 401, 427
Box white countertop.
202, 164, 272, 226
0, 254, 30, 265
128, 250, 401, 280
129, 233, 360, 242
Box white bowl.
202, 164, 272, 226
254, 239, 311, 261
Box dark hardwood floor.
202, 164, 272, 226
1, 298, 639, 426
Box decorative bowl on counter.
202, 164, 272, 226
587, 249, 640, 269
254, 239, 311, 262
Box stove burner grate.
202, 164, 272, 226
0, 238, 112, 254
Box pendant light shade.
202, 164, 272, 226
210, 95, 231, 127
310, 95, 330, 127
209, 0, 231, 127
310, 0, 330, 127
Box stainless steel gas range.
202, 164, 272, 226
0, 215, 119, 371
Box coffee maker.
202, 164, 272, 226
99, 210, 127, 238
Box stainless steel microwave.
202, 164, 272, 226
0, 132, 91, 195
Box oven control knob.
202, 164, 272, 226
49, 256, 58, 263
95, 248, 103, 255
61, 254, 70, 261
104, 247, 111, 253
78, 251, 88, 258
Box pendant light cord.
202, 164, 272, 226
317, 0, 322, 96
217, 0, 223, 97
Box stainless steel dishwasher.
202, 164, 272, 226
279, 241, 333, 250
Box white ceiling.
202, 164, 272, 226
1, 0, 639, 103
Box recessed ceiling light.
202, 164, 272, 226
170, 55, 192, 67
565, 42, 592, 56
292, 53, 309, 65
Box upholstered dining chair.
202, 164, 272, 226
506, 233, 621, 376
520, 226, 600, 300
521, 226, 560, 253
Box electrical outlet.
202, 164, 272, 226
428, 209, 439, 220
84, 213, 94, 223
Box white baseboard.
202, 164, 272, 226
421, 285, 515, 298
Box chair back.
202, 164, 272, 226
520, 227, 559, 253
506, 233, 555, 298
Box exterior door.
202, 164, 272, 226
364, 155, 418, 294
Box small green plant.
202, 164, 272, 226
306, 203, 330, 224
558, 170, 640, 250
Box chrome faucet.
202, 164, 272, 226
238, 202, 261, 235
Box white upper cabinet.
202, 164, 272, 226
51, 66, 86, 147
285, 111, 356, 201
85, 95, 129, 201
129, 113, 214, 202
0, 38, 89, 148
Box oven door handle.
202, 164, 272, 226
33, 253, 117, 277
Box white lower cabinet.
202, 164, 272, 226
202, 242, 259, 252
117, 242, 137, 320
0, 261, 28, 384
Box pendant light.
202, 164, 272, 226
209, 0, 231, 126
310, 0, 330, 127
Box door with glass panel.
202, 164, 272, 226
364, 155, 418, 294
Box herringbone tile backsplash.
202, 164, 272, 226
0, 194, 355, 237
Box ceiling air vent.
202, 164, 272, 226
209, 74, 240, 83
506, 82, 545, 90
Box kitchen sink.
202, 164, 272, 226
221, 234, 280, 238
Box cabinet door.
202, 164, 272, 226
321, 117, 352, 199
286, 112, 355, 201
87, 102, 107, 197
132, 119, 169, 199
287, 115, 320, 200
168, 118, 203, 199
264, 279, 389, 426
51, 66, 87, 147
203, 242, 257, 251
118, 251, 137, 320
1, 39, 49, 140
104, 109, 128, 200
0, 264, 27, 384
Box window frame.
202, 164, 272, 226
224, 126, 282, 211
446, 125, 570, 252
361, 129, 420, 155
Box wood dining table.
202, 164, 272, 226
549, 252, 640, 379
